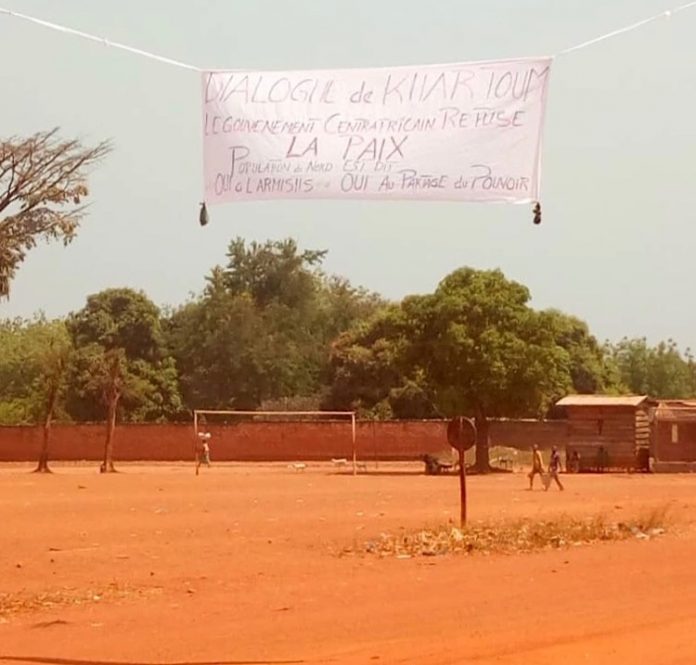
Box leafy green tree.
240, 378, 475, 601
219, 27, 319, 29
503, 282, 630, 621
0, 129, 111, 298
65, 288, 183, 470
166, 238, 383, 411
66, 288, 183, 423
34, 328, 72, 472
543, 310, 611, 394
69, 288, 164, 362
222, 237, 326, 308
167, 285, 277, 410
388, 374, 440, 419
605, 337, 696, 398
66, 345, 131, 472
0, 317, 72, 471
0, 317, 71, 421
324, 305, 416, 418
326, 268, 574, 470
0, 318, 41, 424
401, 269, 571, 470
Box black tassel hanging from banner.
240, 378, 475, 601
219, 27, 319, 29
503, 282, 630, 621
532, 201, 542, 225
199, 202, 209, 227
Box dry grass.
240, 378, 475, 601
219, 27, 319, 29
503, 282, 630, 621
0, 582, 162, 620
346, 507, 670, 559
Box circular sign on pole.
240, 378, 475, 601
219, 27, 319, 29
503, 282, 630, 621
447, 416, 476, 452
446, 416, 477, 527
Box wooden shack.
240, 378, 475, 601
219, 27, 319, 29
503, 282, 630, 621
652, 400, 696, 471
556, 395, 653, 472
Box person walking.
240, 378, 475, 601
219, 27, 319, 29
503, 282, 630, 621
195, 431, 212, 475
528, 444, 545, 490
546, 445, 565, 491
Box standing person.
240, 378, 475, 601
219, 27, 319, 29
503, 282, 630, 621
546, 445, 564, 491
195, 431, 211, 475
528, 444, 545, 490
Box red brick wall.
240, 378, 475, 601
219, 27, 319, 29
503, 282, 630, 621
0, 419, 566, 463
486, 419, 565, 448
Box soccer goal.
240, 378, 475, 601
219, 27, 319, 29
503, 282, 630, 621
192, 410, 359, 474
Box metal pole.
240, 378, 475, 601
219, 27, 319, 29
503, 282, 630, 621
453, 417, 475, 528
458, 446, 467, 527
193, 410, 198, 475
351, 413, 357, 476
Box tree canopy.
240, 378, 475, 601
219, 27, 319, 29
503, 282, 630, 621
166, 237, 383, 411
604, 337, 696, 398
327, 268, 575, 468
65, 288, 183, 422
0, 129, 111, 298
2, 237, 695, 442
0, 317, 71, 424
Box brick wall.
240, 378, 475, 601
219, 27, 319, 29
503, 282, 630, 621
0, 419, 567, 463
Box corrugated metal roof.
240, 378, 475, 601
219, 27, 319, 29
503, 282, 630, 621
657, 400, 696, 408
655, 400, 696, 421
655, 408, 696, 422
556, 395, 649, 407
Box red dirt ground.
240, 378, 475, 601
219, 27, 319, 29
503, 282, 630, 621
1, 463, 696, 665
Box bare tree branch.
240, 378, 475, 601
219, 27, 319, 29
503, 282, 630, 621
0, 129, 112, 298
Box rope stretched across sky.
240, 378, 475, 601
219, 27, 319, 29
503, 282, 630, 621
0, 2, 695, 71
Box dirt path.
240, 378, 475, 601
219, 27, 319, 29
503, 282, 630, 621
1, 464, 694, 664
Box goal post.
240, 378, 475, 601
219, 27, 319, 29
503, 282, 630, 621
192, 409, 359, 474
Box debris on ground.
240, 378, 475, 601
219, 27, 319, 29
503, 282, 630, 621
0, 583, 162, 620
344, 513, 668, 559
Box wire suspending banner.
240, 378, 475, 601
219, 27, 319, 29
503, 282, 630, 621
201, 57, 552, 204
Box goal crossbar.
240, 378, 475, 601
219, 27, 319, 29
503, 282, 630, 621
193, 410, 358, 474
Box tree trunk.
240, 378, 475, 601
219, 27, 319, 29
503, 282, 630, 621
34, 386, 59, 474
101, 396, 118, 473
474, 406, 492, 473
34, 419, 52, 473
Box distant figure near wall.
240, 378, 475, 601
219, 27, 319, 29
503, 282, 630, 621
196, 431, 212, 475
546, 446, 564, 492
528, 444, 545, 490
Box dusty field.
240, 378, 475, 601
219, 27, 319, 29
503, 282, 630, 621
1, 462, 696, 665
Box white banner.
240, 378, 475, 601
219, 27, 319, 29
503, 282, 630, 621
202, 57, 551, 204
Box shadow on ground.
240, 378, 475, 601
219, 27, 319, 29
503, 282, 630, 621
0, 657, 305, 665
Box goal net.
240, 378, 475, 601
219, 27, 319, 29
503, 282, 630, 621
193, 410, 359, 474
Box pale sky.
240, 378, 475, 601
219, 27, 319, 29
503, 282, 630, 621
1, 1, 695, 348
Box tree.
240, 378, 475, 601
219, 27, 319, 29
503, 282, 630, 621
66, 289, 183, 470
404, 269, 573, 469
0, 317, 71, 420
68, 288, 165, 363
34, 328, 72, 473
166, 238, 383, 411
0, 129, 111, 298
324, 305, 418, 418
326, 268, 573, 470
66, 345, 129, 473
0, 317, 72, 471
93, 348, 126, 473
66, 288, 183, 422
0, 318, 43, 424
166, 286, 269, 410
543, 309, 614, 395
605, 337, 696, 398
222, 237, 326, 308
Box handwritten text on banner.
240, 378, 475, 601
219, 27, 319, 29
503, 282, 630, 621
202, 58, 552, 204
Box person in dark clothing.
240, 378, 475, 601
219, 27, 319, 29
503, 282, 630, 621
546, 446, 564, 491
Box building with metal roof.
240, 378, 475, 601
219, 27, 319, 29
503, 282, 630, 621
556, 394, 654, 472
